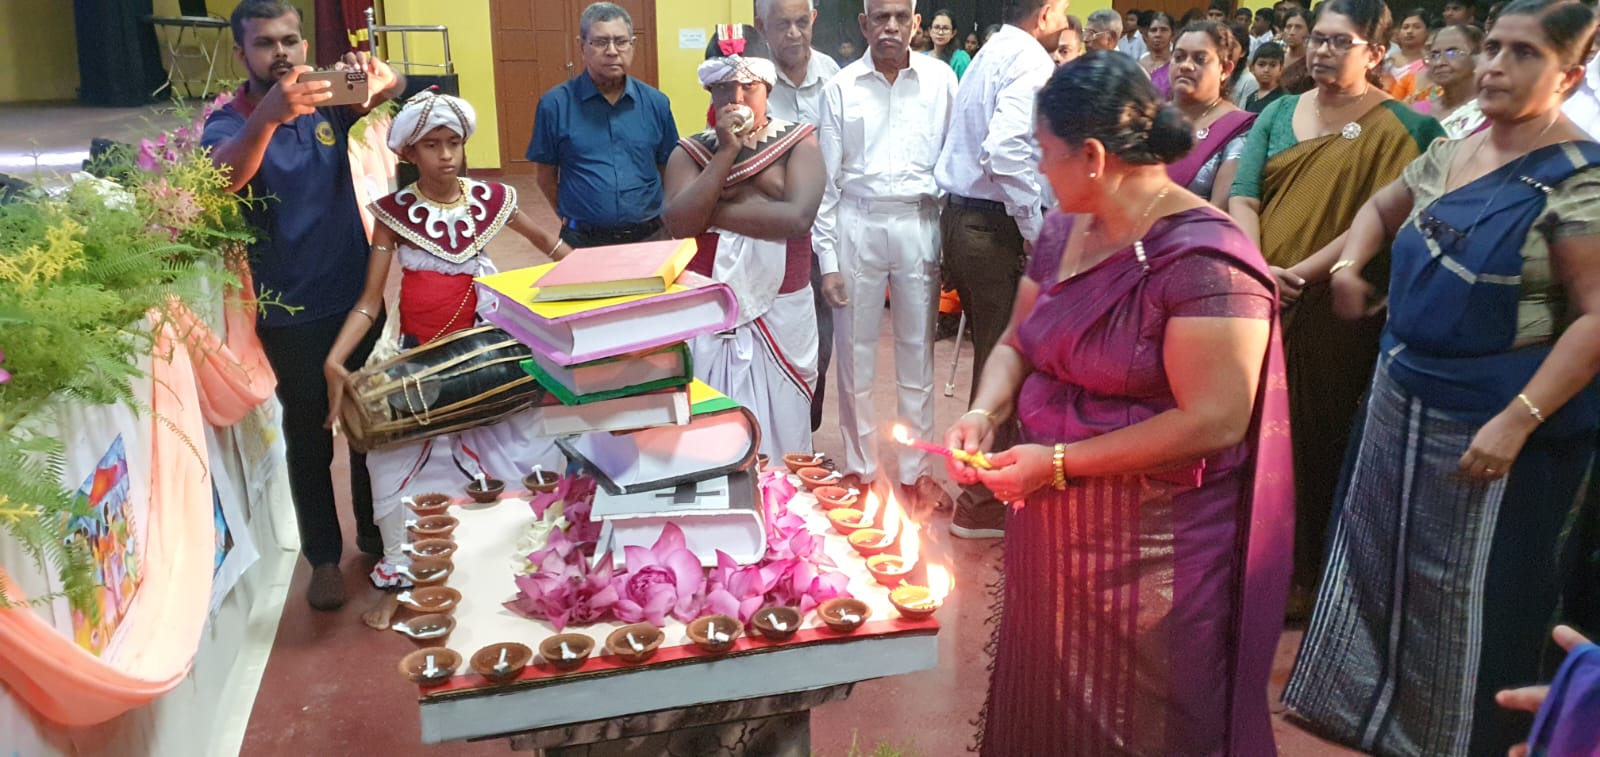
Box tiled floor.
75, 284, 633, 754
1, 105, 1358, 756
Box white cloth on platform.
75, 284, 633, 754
690, 287, 817, 459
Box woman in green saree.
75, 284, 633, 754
1227, 0, 1444, 614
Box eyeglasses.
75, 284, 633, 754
1426, 48, 1472, 62
585, 36, 635, 51
1309, 33, 1369, 52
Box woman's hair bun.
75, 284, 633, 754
1147, 103, 1196, 165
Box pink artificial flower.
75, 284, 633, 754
703, 549, 780, 624
611, 523, 706, 627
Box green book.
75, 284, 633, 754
521, 343, 693, 406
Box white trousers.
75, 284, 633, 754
833, 198, 940, 485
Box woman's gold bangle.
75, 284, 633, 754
1517, 392, 1545, 423
1329, 259, 1357, 276
963, 408, 997, 425
1052, 443, 1068, 491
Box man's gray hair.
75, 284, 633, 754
580, 2, 633, 39
862, 0, 917, 15
1086, 8, 1123, 33
755, 0, 816, 18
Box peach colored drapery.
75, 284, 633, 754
173, 271, 278, 427
0, 316, 215, 726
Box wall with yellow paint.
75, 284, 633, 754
656, 0, 753, 136
1071, 0, 1116, 22
0, 0, 79, 102
379, 0, 499, 170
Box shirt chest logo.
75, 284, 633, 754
315, 121, 336, 146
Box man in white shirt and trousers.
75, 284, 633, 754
815, 0, 957, 511
756, 0, 841, 435
934, 0, 1070, 539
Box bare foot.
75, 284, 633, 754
362, 591, 402, 630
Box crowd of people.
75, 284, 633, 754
205, 0, 1600, 753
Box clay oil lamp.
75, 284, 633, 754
890, 564, 952, 621
399, 647, 460, 686
465, 475, 505, 503
686, 614, 743, 654
399, 556, 453, 587
817, 598, 871, 633
471, 642, 534, 683
539, 633, 595, 672
403, 538, 457, 561
867, 511, 920, 587
812, 485, 861, 511
406, 514, 458, 540
828, 489, 884, 536
406, 493, 453, 518
892, 424, 992, 470
783, 452, 829, 474
796, 466, 842, 491
849, 491, 907, 558
605, 623, 665, 664
522, 465, 559, 494
756, 453, 770, 472
751, 606, 802, 642
392, 612, 456, 646
396, 586, 461, 615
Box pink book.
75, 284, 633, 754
531, 238, 698, 302
475, 266, 739, 366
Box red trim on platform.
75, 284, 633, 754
416, 617, 939, 697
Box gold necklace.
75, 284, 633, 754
1314, 86, 1371, 140
1193, 97, 1225, 140
1065, 183, 1175, 280
416, 178, 468, 209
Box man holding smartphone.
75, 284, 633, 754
202, 0, 405, 612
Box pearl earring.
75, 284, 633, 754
1089, 171, 1098, 179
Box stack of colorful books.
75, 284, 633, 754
474, 239, 766, 566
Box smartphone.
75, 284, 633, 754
300, 70, 369, 107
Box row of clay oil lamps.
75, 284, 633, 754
781, 452, 952, 622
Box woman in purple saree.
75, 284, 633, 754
944, 51, 1294, 756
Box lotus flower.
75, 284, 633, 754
764, 557, 852, 617
504, 528, 619, 630
611, 523, 705, 626
703, 549, 780, 624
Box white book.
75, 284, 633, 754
536, 387, 690, 436
590, 470, 765, 567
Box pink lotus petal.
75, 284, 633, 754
663, 549, 705, 597
621, 544, 654, 576
704, 588, 741, 620
653, 522, 688, 554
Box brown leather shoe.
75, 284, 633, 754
307, 563, 347, 611
900, 475, 954, 514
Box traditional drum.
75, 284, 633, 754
339, 325, 544, 452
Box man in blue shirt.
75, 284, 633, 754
202, 0, 403, 611
528, 2, 679, 249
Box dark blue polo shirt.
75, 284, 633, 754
526, 72, 679, 228
202, 96, 367, 328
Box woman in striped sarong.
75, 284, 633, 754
1283, 2, 1600, 754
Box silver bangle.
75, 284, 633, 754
352, 308, 376, 322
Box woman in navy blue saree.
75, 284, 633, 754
1282, 2, 1600, 755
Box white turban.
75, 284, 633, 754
388, 91, 477, 152
697, 55, 777, 89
